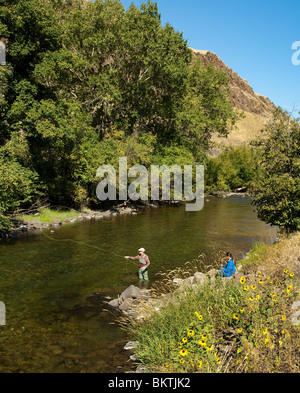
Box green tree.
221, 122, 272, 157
250, 108, 300, 234
176, 59, 241, 159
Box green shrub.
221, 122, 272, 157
205, 145, 261, 193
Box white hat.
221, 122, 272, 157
139, 248, 145, 252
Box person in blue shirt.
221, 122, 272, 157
219, 252, 236, 277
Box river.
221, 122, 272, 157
0, 195, 277, 372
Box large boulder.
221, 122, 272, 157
120, 285, 150, 301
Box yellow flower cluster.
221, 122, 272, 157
171, 268, 299, 372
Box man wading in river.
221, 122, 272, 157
124, 248, 151, 282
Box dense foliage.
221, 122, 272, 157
205, 145, 261, 193
250, 108, 300, 234
0, 0, 239, 223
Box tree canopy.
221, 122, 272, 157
250, 108, 300, 234
0, 0, 240, 223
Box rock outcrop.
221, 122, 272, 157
191, 49, 276, 116
190, 48, 277, 147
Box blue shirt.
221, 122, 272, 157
221, 258, 236, 277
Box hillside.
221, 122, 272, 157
191, 49, 277, 148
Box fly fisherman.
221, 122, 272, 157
124, 248, 151, 282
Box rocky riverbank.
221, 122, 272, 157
0, 201, 165, 240
107, 267, 245, 372
107, 268, 244, 320
0, 194, 249, 241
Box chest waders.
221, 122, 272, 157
139, 256, 149, 282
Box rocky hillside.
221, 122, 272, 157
191, 49, 276, 147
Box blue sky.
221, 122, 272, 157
118, 0, 300, 114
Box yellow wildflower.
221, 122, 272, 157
233, 313, 240, 320
182, 337, 188, 344
187, 329, 195, 337
244, 285, 249, 291
180, 349, 188, 357
240, 277, 246, 284
198, 339, 206, 347
263, 327, 268, 335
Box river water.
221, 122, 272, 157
0, 195, 277, 372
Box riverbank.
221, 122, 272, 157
0, 200, 168, 240
120, 232, 300, 373
0, 192, 249, 241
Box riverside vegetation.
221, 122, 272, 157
0, 0, 240, 229
1, 0, 299, 237
122, 232, 300, 373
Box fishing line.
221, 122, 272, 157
29, 205, 138, 275
41, 231, 138, 268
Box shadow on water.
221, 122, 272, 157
0, 195, 277, 372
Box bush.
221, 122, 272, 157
0, 155, 40, 227
205, 145, 260, 193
